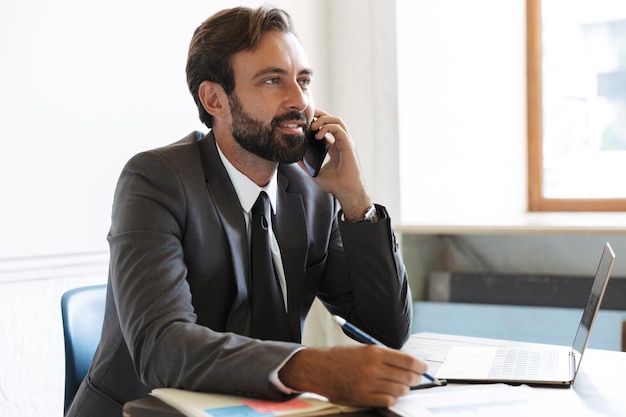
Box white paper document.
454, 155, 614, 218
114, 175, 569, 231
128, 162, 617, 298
389, 384, 602, 417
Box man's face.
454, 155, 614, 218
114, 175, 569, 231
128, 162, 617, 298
228, 31, 315, 163
228, 92, 308, 163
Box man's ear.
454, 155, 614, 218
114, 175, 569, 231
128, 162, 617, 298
198, 81, 228, 118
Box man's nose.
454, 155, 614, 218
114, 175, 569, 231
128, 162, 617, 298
283, 80, 309, 112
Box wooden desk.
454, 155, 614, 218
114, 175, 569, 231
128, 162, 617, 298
124, 332, 626, 417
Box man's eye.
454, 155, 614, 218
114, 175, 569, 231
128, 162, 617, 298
299, 78, 311, 87
264, 77, 280, 85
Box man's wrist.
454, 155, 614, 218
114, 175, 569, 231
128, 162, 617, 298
270, 347, 306, 394
341, 204, 379, 223
357, 204, 379, 223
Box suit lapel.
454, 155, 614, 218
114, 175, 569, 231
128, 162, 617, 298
198, 132, 308, 342
198, 133, 252, 336
274, 173, 308, 342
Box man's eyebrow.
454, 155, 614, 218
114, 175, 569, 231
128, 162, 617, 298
252, 67, 314, 78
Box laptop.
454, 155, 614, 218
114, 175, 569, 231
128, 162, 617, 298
435, 242, 615, 386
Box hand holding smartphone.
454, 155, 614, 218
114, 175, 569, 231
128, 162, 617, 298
302, 119, 329, 177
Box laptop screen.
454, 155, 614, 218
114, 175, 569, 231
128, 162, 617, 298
571, 242, 615, 375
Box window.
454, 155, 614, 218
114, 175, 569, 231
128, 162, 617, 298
527, 0, 626, 211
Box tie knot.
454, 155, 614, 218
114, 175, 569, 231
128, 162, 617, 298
252, 191, 270, 227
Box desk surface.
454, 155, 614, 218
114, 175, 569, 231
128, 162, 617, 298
404, 333, 626, 416
124, 332, 626, 417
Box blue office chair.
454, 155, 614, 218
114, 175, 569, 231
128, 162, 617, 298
61, 284, 107, 413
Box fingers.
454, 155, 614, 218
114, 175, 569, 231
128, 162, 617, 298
330, 346, 427, 407
310, 113, 350, 148
378, 347, 428, 388
279, 345, 430, 408
383, 349, 429, 377
312, 109, 347, 130
306, 109, 369, 210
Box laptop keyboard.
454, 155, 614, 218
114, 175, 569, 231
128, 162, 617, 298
488, 347, 560, 379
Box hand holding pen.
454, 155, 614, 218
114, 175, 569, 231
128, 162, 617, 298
333, 315, 447, 389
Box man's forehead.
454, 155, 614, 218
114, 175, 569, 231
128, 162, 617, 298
231, 31, 311, 78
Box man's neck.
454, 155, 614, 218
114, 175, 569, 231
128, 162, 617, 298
213, 131, 277, 187
215, 138, 279, 215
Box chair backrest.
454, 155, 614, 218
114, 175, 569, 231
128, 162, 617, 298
61, 284, 107, 413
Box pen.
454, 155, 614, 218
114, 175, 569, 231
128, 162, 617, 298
332, 315, 446, 387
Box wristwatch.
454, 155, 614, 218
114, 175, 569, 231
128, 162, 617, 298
358, 204, 379, 223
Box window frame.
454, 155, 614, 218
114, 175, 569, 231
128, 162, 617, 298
526, 0, 626, 212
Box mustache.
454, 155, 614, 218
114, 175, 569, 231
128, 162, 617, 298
271, 111, 309, 130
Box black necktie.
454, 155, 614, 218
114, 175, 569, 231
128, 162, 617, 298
249, 191, 291, 341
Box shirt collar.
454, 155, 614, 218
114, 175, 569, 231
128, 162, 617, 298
216, 141, 278, 215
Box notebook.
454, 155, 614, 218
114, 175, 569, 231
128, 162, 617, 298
435, 242, 615, 386
150, 388, 362, 417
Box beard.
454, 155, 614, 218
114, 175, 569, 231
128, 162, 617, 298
228, 93, 309, 163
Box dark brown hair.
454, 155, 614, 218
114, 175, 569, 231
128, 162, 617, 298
186, 6, 295, 128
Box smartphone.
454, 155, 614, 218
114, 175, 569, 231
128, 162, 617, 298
302, 125, 329, 177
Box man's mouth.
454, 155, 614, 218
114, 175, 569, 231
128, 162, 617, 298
273, 111, 308, 137
278, 122, 304, 135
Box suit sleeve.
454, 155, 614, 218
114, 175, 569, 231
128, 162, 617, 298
316, 205, 412, 349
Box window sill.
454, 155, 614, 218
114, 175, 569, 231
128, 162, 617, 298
397, 212, 626, 235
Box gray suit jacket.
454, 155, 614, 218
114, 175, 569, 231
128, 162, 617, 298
66, 131, 412, 417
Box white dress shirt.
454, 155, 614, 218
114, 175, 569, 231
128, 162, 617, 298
215, 143, 288, 312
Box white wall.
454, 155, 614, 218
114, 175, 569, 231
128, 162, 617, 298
326, 0, 402, 218
397, 0, 528, 222
0, 0, 333, 260
2, 1, 197, 258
